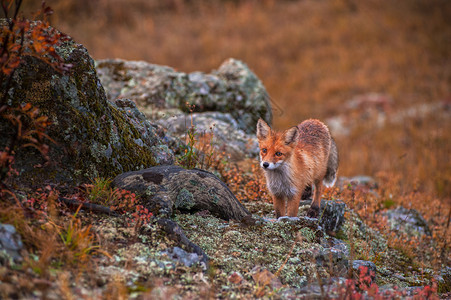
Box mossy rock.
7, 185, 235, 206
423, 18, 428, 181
0, 21, 173, 185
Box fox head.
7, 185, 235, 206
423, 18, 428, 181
256, 119, 299, 170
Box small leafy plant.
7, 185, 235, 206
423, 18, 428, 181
84, 177, 153, 226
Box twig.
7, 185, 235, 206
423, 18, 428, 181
58, 197, 119, 216
275, 234, 300, 277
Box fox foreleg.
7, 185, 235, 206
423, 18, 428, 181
272, 196, 285, 219
286, 192, 303, 217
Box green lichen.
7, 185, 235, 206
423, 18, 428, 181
175, 188, 195, 210
208, 188, 220, 204
299, 227, 316, 243
145, 185, 158, 197
174, 213, 325, 288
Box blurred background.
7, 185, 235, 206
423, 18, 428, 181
20, 0, 450, 202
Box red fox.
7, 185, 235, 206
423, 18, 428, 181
256, 118, 338, 218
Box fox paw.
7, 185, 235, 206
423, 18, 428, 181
307, 207, 320, 218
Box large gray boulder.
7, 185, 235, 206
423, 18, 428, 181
0, 23, 173, 185
96, 58, 272, 134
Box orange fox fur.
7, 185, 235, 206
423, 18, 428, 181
256, 118, 338, 218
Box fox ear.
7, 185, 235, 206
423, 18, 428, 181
256, 118, 271, 140
284, 126, 299, 145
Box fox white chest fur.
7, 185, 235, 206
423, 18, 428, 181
262, 160, 297, 199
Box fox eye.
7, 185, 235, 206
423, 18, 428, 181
275, 151, 282, 157
262, 148, 267, 154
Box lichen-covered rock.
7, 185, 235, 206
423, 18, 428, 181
338, 175, 378, 190
298, 277, 347, 298
326, 95, 450, 138
95, 58, 272, 134
318, 200, 346, 234
383, 206, 432, 237
155, 111, 259, 160
0, 23, 173, 185
300, 199, 346, 234
0, 223, 23, 266
316, 238, 349, 277
112, 165, 251, 221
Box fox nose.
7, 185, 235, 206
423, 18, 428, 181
262, 162, 269, 169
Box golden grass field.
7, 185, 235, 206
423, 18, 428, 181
24, 0, 450, 213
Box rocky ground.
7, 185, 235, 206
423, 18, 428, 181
1, 188, 448, 299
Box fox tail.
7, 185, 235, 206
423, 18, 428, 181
323, 138, 339, 188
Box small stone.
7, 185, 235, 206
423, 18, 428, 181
251, 266, 283, 289
0, 223, 24, 265
161, 247, 202, 267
